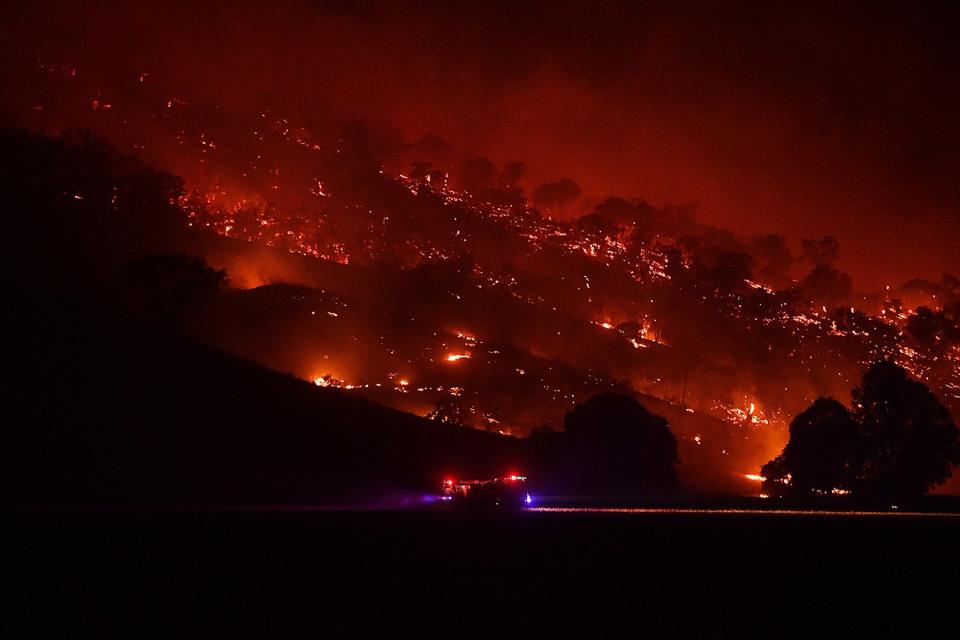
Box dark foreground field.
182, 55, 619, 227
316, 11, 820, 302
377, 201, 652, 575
4, 509, 959, 637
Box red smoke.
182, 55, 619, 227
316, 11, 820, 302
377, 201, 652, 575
5, 1, 959, 290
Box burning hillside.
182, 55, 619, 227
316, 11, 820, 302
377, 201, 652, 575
3, 39, 959, 494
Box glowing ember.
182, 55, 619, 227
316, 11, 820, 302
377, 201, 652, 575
313, 374, 344, 388
744, 474, 766, 482
446, 354, 471, 362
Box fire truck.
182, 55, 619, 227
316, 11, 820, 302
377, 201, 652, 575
441, 474, 533, 508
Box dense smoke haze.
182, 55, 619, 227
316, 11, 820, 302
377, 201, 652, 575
5, 0, 959, 288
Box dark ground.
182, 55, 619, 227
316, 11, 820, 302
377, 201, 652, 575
4, 509, 958, 637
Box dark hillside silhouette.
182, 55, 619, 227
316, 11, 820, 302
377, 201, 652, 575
2, 285, 522, 505
0, 129, 694, 503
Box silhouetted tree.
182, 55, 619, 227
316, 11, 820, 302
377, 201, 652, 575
336, 119, 404, 169
760, 454, 789, 495
852, 361, 960, 498
793, 264, 852, 308
906, 306, 958, 354
594, 197, 654, 225
459, 157, 497, 193
125, 253, 228, 324
705, 250, 754, 293
529, 424, 559, 444
749, 234, 793, 289
498, 161, 526, 187
680, 240, 754, 293
576, 213, 622, 239
113, 168, 185, 219
906, 307, 941, 352
532, 393, 678, 495
659, 245, 689, 284
761, 398, 860, 496
762, 362, 960, 499
532, 178, 581, 211
943, 273, 960, 304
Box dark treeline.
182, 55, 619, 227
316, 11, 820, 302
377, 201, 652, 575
763, 362, 960, 501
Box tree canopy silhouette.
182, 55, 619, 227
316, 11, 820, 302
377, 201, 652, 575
531, 393, 678, 495
531, 178, 581, 211
125, 253, 227, 324
761, 398, 860, 496
852, 361, 960, 497
793, 264, 853, 309
763, 361, 960, 499
906, 306, 959, 354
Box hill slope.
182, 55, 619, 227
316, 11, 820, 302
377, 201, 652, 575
2, 287, 522, 505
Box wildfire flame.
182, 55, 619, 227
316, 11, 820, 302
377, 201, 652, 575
21, 49, 960, 497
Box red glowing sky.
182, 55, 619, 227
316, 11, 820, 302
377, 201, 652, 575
6, 0, 959, 289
